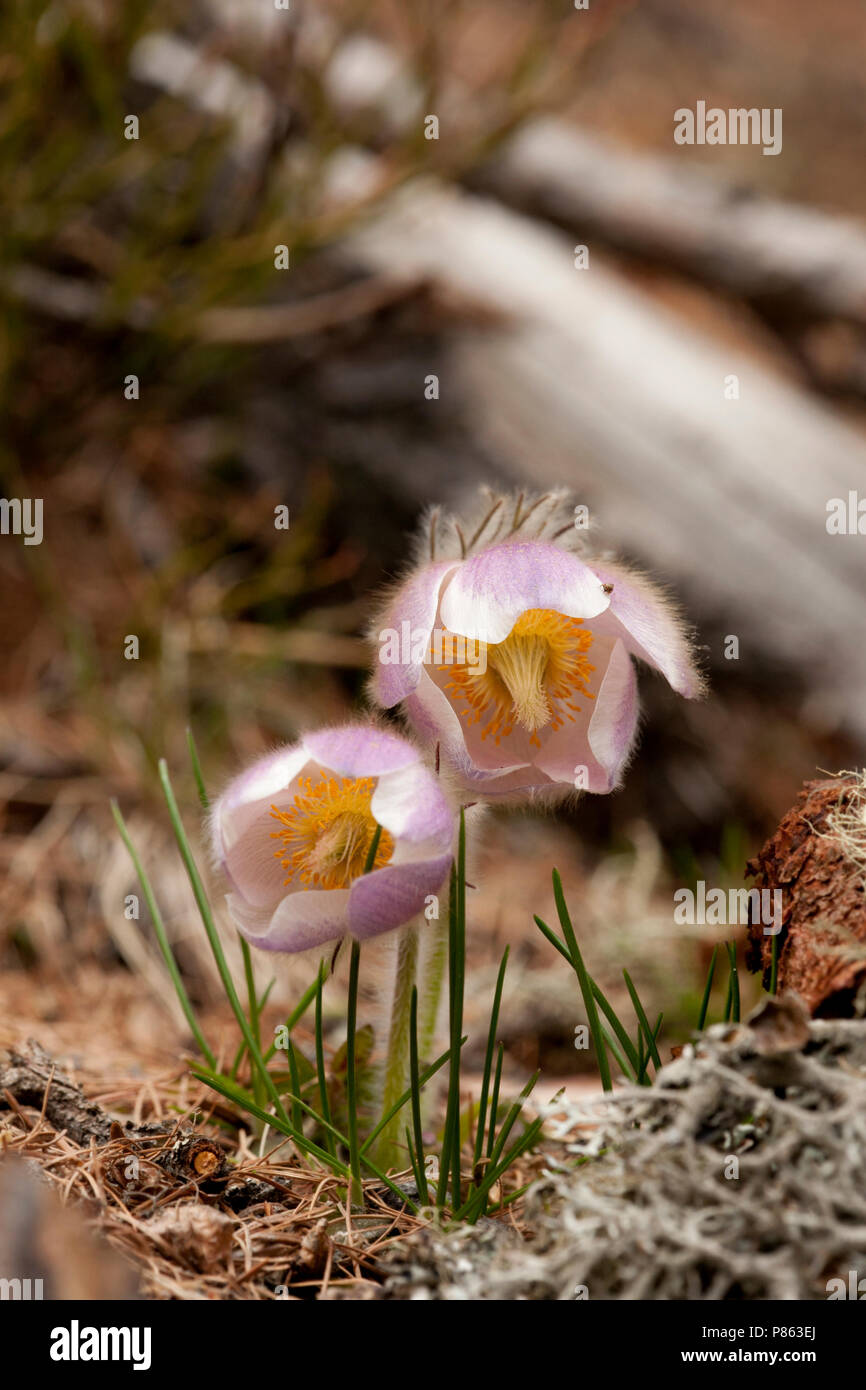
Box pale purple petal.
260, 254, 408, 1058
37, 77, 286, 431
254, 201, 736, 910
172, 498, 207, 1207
301, 723, 420, 778
220, 815, 292, 908
439, 541, 611, 644
223, 893, 272, 941
587, 558, 703, 698
213, 748, 314, 908
406, 673, 544, 795
534, 638, 638, 792
371, 761, 453, 851
453, 676, 538, 772
371, 560, 456, 707
348, 855, 452, 939
449, 763, 557, 799
403, 673, 521, 783
228, 887, 352, 953
213, 744, 310, 848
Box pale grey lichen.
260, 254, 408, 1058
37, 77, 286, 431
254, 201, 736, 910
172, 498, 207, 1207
381, 1018, 866, 1300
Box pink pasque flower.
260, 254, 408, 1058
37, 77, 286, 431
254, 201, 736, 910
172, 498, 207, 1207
210, 723, 454, 952
370, 491, 703, 800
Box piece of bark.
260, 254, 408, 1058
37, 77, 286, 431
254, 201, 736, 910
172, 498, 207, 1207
745, 775, 866, 1013
0, 1040, 114, 1145
0, 1041, 282, 1211
160, 1136, 227, 1183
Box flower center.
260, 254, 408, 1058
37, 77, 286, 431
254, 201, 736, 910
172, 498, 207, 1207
270, 772, 393, 890
436, 608, 595, 748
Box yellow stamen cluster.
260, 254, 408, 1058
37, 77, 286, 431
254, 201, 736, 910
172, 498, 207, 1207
436, 608, 595, 749
270, 772, 393, 890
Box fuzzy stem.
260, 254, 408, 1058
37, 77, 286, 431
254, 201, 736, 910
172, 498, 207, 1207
371, 921, 419, 1170
345, 937, 364, 1207
418, 910, 448, 1062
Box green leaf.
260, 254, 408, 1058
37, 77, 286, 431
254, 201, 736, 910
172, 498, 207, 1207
623, 969, 662, 1072
111, 799, 216, 1070
158, 759, 291, 1132
473, 945, 510, 1179
408, 986, 429, 1206
726, 940, 740, 1023
696, 943, 718, 1032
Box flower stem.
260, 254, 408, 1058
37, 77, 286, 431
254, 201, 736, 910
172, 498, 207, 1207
345, 937, 364, 1208
417, 911, 448, 1063
372, 921, 419, 1170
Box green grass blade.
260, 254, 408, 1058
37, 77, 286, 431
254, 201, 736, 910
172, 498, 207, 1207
623, 969, 662, 1072
314, 965, 335, 1159
287, 1038, 303, 1133
111, 799, 216, 1070
486, 1042, 504, 1160
549, 871, 612, 1092
473, 945, 509, 1177
722, 940, 733, 1021
533, 913, 571, 964
491, 1070, 539, 1159
184, 731, 264, 1092
450, 810, 467, 1205
536, 906, 640, 1080
192, 1069, 350, 1177
436, 859, 460, 1206
242, 938, 265, 1106
636, 1013, 663, 1085
363, 823, 383, 876
265, 966, 324, 1061
486, 1180, 533, 1213
186, 727, 210, 812
230, 977, 275, 1081
250, 1071, 415, 1211
696, 943, 718, 1032
408, 986, 429, 1206
600, 1024, 635, 1083
405, 1126, 425, 1199
157, 759, 291, 1130
590, 976, 641, 1074
263, 1083, 349, 1150
726, 940, 740, 1023
458, 1116, 544, 1223
360, 1037, 463, 1158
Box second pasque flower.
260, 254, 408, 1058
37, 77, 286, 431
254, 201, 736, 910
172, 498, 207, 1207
371, 492, 703, 799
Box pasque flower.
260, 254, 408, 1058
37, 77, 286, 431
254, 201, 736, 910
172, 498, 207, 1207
211, 723, 454, 952
371, 491, 703, 799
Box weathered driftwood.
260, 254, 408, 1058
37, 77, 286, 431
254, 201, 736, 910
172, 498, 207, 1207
474, 117, 866, 328
344, 178, 866, 736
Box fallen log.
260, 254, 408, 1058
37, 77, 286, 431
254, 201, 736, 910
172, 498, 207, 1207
474, 117, 866, 329
344, 177, 866, 737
